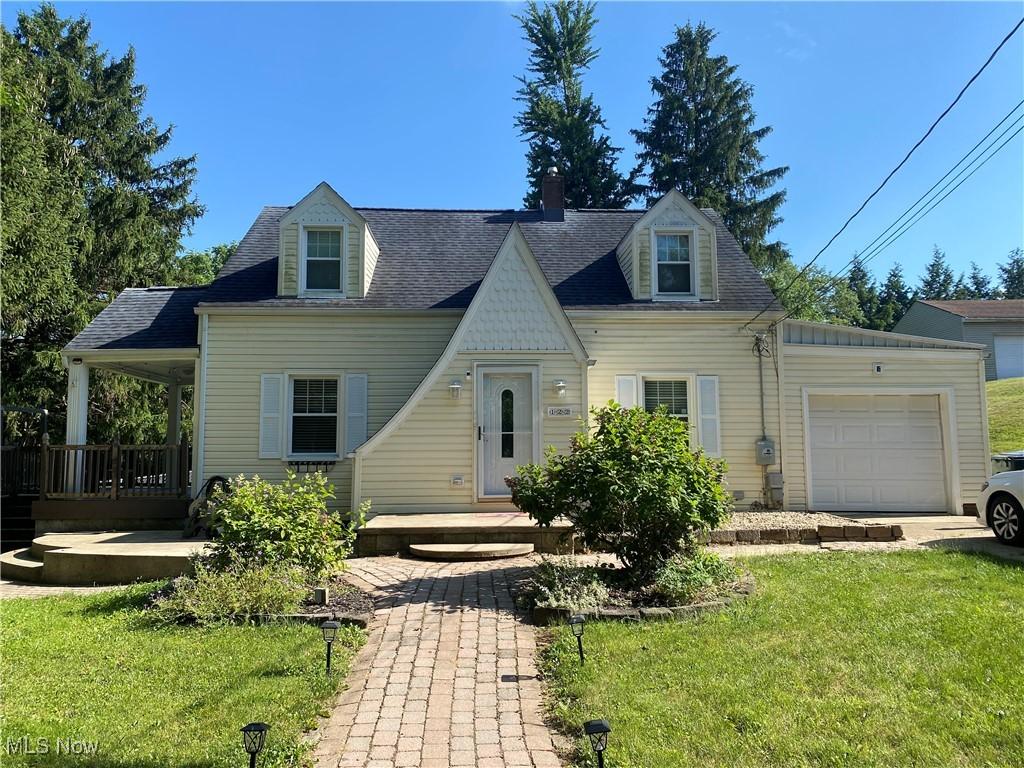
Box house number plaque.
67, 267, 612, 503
546, 406, 576, 417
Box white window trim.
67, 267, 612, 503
650, 227, 699, 301
285, 372, 343, 460
639, 372, 697, 421
299, 224, 347, 297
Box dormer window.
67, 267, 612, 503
302, 227, 345, 294
653, 229, 696, 298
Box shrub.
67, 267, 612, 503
207, 473, 363, 578
508, 404, 732, 584
152, 557, 307, 626
520, 557, 610, 612
651, 547, 738, 605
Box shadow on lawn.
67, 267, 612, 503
920, 537, 1024, 568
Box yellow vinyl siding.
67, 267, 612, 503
346, 226, 360, 296
280, 223, 299, 296
616, 238, 635, 298
637, 235, 651, 298
363, 225, 379, 296
573, 316, 779, 505
781, 350, 987, 512
201, 313, 460, 507
359, 352, 583, 513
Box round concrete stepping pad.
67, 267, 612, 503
408, 542, 534, 561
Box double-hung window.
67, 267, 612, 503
290, 378, 338, 456
304, 229, 343, 292
654, 231, 694, 296
643, 379, 689, 424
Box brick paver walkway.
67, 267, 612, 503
314, 556, 562, 768
0, 579, 119, 599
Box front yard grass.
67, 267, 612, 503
543, 550, 1024, 768
988, 376, 1024, 454
0, 584, 364, 767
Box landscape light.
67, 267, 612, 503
569, 614, 586, 664
321, 620, 341, 675
241, 722, 269, 768
583, 719, 611, 767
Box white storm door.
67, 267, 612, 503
994, 336, 1024, 379
480, 372, 534, 497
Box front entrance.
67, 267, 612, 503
478, 369, 536, 497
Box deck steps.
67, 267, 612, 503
409, 543, 534, 561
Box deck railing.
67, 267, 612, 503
39, 437, 190, 500
1, 444, 41, 496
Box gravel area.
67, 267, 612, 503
721, 511, 851, 531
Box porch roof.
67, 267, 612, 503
66, 286, 204, 352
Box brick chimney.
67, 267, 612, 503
541, 167, 565, 222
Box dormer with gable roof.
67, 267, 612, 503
616, 190, 719, 302
277, 182, 379, 298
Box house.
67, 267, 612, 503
54, 175, 990, 527
894, 299, 1024, 380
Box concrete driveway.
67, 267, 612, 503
836, 512, 1024, 565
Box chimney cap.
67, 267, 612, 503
546, 166, 560, 176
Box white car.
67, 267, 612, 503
976, 470, 1024, 546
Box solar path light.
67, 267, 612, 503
241, 722, 269, 768
584, 719, 611, 767
321, 620, 341, 675
569, 613, 586, 664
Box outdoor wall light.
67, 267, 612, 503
449, 380, 463, 400
553, 379, 567, 397
584, 719, 611, 767
321, 620, 341, 674
241, 722, 269, 768
569, 613, 586, 664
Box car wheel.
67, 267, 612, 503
989, 495, 1024, 546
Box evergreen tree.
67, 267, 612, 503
876, 264, 913, 331
918, 246, 957, 300
965, 262, 994, 299
2, 5, 202, 443
998, 248, 1024, 298
516, 1, 636, 208
633, 22, 788, 268
846, 258, 881, 329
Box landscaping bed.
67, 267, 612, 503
541, 550, 1024, 768
709, 510, 903, 545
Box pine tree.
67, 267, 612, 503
876, 264, 913, 331
965, 262, 993, 299
998, 248, 1024, 298
846, 258, 881, 329
918, 246, 957, 300
633, 22, 788, 268
516, 1, 636, 208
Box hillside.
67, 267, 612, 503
988, 377, 1024, 454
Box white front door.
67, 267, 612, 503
479, 371, 535, 497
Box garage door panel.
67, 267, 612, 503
994, 336, 1024, 379
807, 393, 947, 512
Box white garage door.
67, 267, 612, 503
807, 394, 948, 512
994, 335, 1024, 379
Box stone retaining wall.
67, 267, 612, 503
708, 523, 903, 546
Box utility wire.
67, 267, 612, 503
743, 14, 1024, 328
768, 120, 1024, 327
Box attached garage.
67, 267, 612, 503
782, 320, 989, 515
806, 393, 948, 512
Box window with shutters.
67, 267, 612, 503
289, 377, 339, 456
643, 379, 689, 423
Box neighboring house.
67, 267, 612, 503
894, 299, 1024, 380
60, 176, 989, 519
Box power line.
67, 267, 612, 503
743, 14, 1024, 328
768, 120, 1024, 327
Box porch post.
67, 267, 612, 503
65, 358, 89, 491
166, 383, 182, 445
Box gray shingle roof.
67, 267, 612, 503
67, 204, 780, 351
919, 299, 1024, 320
65, 286, 205, 351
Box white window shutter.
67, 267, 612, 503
259, 374, 285, 458
697, 375, 721, 457
615, 375, 638, 408
345, 373, 368, 454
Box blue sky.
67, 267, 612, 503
4, 1, 1023, 286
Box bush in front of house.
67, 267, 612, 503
153, 556, 308, 625
519, 556, 611, 612
651, 547, 738, 605
508, 404, 732, 585
207, 472, 363, 579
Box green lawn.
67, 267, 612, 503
542, 551, 1024, 768
988, 376, 1024, 454
0, 585, 364, 767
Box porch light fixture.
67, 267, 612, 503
569, 613, 586, 664
321, 620, 341, 674
448, 380, 463, 400
241, 722, 269, 768
584, 719, 611, 767
553, 379, 567, 398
